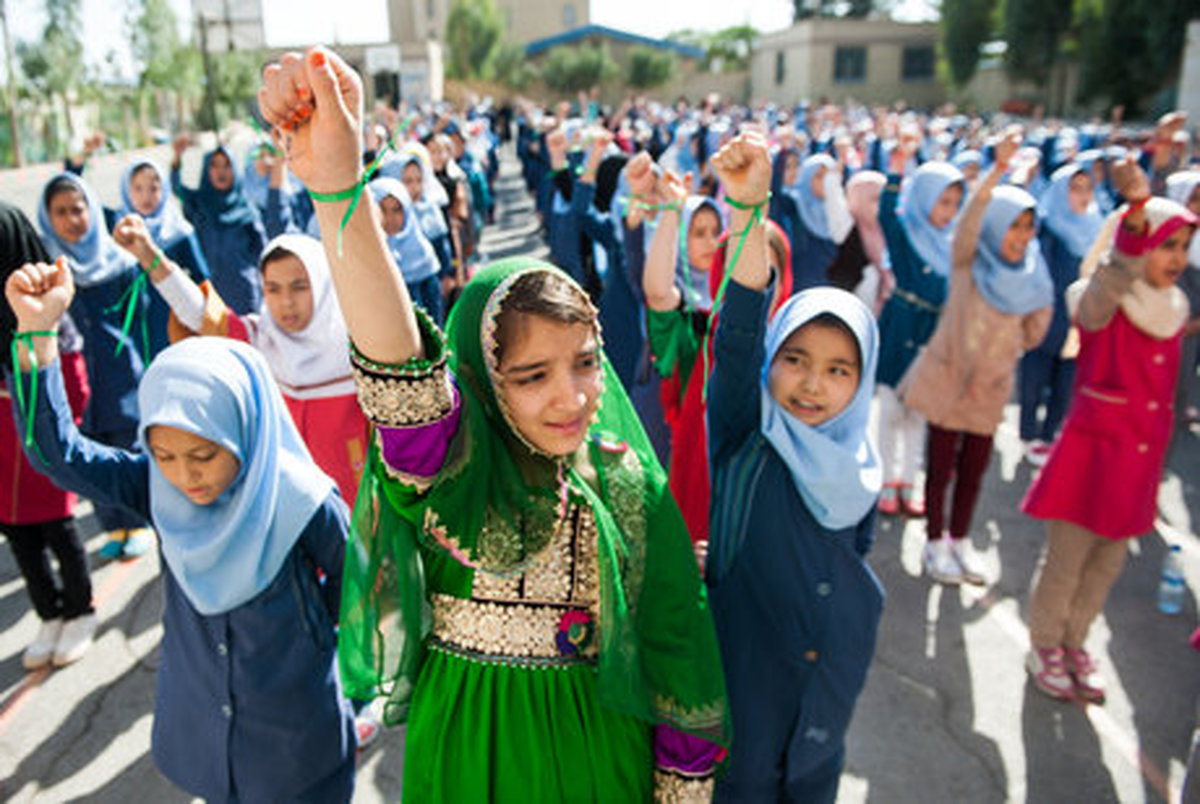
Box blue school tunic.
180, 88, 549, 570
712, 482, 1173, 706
574, 180, 644, 391
706, 280, 883, 800
171, 167, 268, 315
1032, 227, 1082, 358
875, 173, 949, 388
18, 364, 356, 804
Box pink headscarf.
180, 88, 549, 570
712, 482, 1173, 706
846, 170, 887, 269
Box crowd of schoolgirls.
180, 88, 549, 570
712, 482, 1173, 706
1, 42, 1197, 802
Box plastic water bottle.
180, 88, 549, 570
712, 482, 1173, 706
1157, 545, 1186, 615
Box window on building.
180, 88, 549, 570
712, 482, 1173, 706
833, 46, 866, 83
902, 46, 935, 81
563, 4, 576, 28
775, 51, 786, 85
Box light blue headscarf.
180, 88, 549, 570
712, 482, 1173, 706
137, 337, 335, 615
377, 151, 450, 241
679, 196, 722, 311
898, 162, 964, 277
760, 288, 882, 530
952, 149, 983, 172
973, 185, 1055, 316
791, 154, 836, 241
368, 177, 440, 284
38, 173, 138, 288
118, 160, 193, 246
1041, 163, 1103, 258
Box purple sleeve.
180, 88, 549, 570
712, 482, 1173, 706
653, 724, 724, 776
375, 382, 462, 480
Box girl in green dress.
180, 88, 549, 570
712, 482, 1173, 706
258, 46, 728, 801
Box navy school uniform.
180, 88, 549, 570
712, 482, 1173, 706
706, 280, 883, 803
16, 363, 356, 803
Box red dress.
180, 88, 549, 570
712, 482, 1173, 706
1, 352, 90, 525
1022, 309, 1181, 539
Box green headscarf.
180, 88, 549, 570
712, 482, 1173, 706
338, 257, 728, 743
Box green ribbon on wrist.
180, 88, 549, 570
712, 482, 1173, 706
105, 270, 150, 366
701, 191, 771, 402
10, 330, 58, 464
308, 113, 418, 257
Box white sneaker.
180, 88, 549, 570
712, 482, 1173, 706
949, 539, 987, 586
53, 613, 97, 667
923, 540, 962, 585
22, 618, 64, 670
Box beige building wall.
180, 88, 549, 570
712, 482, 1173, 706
753, 20, 943, 108
495, 0, 591, 45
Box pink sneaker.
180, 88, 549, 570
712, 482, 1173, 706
1064, 647, 1106, 704
1026, 647, 1073, 701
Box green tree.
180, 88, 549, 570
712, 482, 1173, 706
491, 40, 536, 88
541, 44, 618, 94
18, 0, 84, 141
939, 0, 996, 88
444, 0, 502, 80
1079, 0, 1200, 115
626, 47, 675, 90
668, 25, 756, 72
1002, 0, 1074, 86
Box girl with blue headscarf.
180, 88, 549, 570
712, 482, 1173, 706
378, 144, 455, 276
769, 151, 849, 290
8, 264, 356, 801
117, 160, 212, 355
706, 132, 883, 803
874, 159, 965, 516
369, 177, 444, 325
170, 141, 268, 315
900, 132, 1053, 586
1018, 163, 1104, 464
38, 173, 155, 560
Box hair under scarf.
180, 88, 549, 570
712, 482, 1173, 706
38, 173, 138, 288
137, 337, 334, 615
368, 177, 441, 284
119, 160, 193, 246
253, 234, 355, 400
973, 185, 1055, 316
898, 162, 964, 277
760, 288, 882, 530
1040, 164, 1104, 259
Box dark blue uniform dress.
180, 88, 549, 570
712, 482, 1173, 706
706, 280, 884, 803
17, 364, 356, 804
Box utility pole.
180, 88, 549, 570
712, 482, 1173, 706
0, 0, 23, 166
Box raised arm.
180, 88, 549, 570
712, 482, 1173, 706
643, 168, 687, 312
112, 214, 207, 333
952, 128, 1020, 271
258, 46, 422, 363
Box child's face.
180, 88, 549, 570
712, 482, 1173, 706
687, 207, 721, 272
1067, 173, 1093, 215
497, 314, 603, 456
1143, 226, 1192, 288
768, 320, 860, 427
810, 166, 827, 200
1000, 209, 1036, 263
128, 166, 163, 216
928, 183, 963, 230
207, 152, 234, 192
783, 153, 800, 187
147, 425, 240, 506
48, 189, 90, 244
1188, 186, 1200, 218
961, 163, 980, 184
402, 163, 424, 204
379, 196, 406, 236
262, 254, 314, 333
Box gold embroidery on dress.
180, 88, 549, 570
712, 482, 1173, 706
653, 769, 715, 804
352, 363, 455, 427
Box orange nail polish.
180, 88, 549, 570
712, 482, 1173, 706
310, 50, 326, 68
297, 86, 312, 100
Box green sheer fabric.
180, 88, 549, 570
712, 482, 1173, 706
338, 257, 728, 743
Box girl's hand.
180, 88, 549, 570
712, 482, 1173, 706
112, 215, 158, 265
171, 132, 190, 159
259, 47, 363, 195
1111, 155, 1150, 204
546, 128, 568, 170
5, 259, 75, 332
584, 128, 613, 176
657, 169, 689, 210
991, 127, 1023, 171
694, 540, 708, 576
626, 151, 656, 198
711, 132, 771, 205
